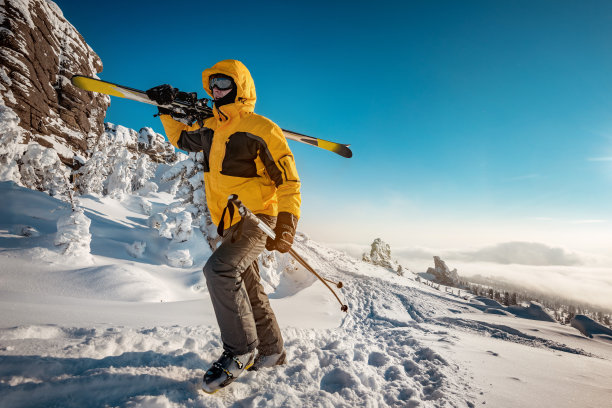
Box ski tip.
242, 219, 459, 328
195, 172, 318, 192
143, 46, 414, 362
335, 145, 353, 158
318, 139, 353, 158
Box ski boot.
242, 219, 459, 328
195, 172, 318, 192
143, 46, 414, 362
247, 349, 287, 371
202, 350, 255, 394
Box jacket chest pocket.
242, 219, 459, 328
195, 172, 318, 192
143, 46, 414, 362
220, 132, 260, 178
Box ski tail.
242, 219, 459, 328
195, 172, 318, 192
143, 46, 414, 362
282, 129, 352, 158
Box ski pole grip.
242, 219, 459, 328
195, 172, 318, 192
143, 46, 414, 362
226, 195, 276, 239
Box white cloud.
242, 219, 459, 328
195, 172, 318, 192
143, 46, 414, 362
570, 219, 608, 224
505, 174, 540, 181
455, 241, 582, 266
587, 157, 612, 162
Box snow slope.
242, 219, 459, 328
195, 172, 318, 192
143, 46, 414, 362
1, 181, 612, 407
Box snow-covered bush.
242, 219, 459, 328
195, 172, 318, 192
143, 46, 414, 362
19, 144, 69, 197
10, 225, 40, 237
158, 217, 174, 239
148, 212, 167, 230
166, 248, 193, 267
172, 211, 193, 243
127, 241, 146, 258
0, 106, 26, 184
54, 208, 92, 256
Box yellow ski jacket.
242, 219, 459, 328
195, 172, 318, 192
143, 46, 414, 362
159, 60, 301, 228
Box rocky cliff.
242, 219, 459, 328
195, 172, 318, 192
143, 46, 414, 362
0, 0, 109, 165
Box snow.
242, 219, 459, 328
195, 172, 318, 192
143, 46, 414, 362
1, 181, 611, 407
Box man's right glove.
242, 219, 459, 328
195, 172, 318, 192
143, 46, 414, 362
146, 85, 195, 124
146, 84, 177, 106
265, 212, 298, 253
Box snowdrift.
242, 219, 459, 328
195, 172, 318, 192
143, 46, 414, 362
571, 315, 612, 340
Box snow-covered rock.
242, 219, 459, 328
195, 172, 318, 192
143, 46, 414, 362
362, 238, 399, 270
0, 0, 109, 164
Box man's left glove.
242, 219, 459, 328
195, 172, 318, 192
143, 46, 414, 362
265, 212, 298, 253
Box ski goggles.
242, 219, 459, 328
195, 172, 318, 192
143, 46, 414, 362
209, 76, 233, 90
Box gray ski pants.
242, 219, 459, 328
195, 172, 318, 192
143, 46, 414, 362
203, 214, 284, 356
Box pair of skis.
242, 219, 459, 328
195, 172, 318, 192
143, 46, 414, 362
71, 75, 352, 158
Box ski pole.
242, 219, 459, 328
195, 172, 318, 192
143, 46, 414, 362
226, 195, 348, 313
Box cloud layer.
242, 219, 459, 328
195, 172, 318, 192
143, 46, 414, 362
455, 242, 582, 266
326, 240, 612, 310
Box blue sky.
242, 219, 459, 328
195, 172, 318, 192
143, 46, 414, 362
57, 0, 612, 256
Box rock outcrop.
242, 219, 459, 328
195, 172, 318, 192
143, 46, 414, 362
362, 238, 399, 271
426, 256, 460, 286
0, 0, 109, 165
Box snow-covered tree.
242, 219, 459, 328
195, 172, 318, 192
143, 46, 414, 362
131, 153, 157, 195
19, 144, 70, 197
104, 147, 133, 199
54, 208, 92, 257
74, 140, 110, 195
397, 265, 405, 277
172, 211, 193, 243
0, 106, 26, 184
162, 152, 218, 250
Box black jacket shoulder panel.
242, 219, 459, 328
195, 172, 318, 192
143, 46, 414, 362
177, 127, 214, 153
178, 127, 213, 172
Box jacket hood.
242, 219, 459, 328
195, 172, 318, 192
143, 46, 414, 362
202, 60, 256, 113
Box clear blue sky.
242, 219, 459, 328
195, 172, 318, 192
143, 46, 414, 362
57, 0, 612, 254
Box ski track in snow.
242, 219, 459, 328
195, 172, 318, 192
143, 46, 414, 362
0, 277, 477, 408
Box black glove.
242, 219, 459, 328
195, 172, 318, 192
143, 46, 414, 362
146, 84, 178, 105
266, 212, 298, 253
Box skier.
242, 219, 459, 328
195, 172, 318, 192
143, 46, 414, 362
146, 60, 301, 393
